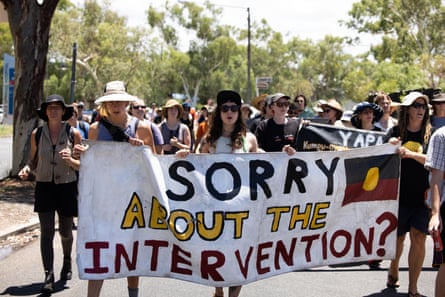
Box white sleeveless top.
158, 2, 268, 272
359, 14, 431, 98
210, 136, 246, 154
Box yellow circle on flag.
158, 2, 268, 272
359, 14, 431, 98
363, 167, 379, 191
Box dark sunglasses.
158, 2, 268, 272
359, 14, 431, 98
323, 108, 331, 113
411, 102, 427, 110
221, 105, 240, 113
132, 105, 146, 109
275, 101, 289, 108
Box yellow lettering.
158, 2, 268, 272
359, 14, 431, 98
169, 210, 194, 241
149, 197, 168, 230
121, 192, 145, 229
266, 207, 291, 232
310, 202, 330, 229
225, 212, 249, 238
289, 204, 312, 230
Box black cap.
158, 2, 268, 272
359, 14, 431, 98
216, 90, 242, 106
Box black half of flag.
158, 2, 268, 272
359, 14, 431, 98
343, 154, 400, 206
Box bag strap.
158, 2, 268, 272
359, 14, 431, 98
99, 118, 130, 142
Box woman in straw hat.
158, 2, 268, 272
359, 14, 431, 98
18, 94, 82, 293
320, 99, 343, 125
83, 81, 155, 297
159, 98, 191, 154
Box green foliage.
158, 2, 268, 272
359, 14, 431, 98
40, 0, 444, 109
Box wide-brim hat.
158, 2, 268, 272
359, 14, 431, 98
401, 91, 428, 106
37, 94, 74, 122
321, 99, 344, 113
163, 99, 183, 117
94, 80, 136, 104
351, 102, 383, 126
431, 92, 445, 103
321, 99, 344, 121
251, 94, 268, 109
217, 90, 242, 106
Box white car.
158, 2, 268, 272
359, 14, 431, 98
0, 108, 4, 124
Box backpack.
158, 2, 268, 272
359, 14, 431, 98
78, 120, 88, 138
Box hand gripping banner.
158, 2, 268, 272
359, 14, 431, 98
77, 141, 400, 286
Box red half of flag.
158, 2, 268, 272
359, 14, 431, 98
342, 154, 400, 206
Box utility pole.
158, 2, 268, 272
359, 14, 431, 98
69, 42, 77, 103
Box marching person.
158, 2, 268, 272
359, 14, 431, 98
159, 99, 191, 154
81, 81, 155, 297
18, 94, 81, 293
386, 91, 432, 297
254, 93, 300, 155
425, 124, 445, 297
129, 98, 164, 154
177, 90, 258, 297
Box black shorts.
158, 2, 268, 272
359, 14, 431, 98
34, 181, 78, 217
397, 204, 430, 236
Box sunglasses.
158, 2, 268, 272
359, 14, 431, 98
132, 105, 146, 109
275, 101, 289, 108
322, 108, 331, 113
221, 105, 240, 113
411, 102, 427, 110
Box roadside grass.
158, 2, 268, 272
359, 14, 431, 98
0, 125, 13, 137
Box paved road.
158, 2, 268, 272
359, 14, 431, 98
0, 231, 438, 297
0, 136, 12, 179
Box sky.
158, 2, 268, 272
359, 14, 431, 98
75, 0, 379, 55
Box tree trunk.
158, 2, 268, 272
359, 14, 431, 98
0, 0, 59, 175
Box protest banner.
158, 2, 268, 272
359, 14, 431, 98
77, 141, 400, 287
296, 122, 388, 151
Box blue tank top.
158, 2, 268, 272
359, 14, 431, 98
97, 117, 138, 141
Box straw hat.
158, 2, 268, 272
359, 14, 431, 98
95, 81, 136, 104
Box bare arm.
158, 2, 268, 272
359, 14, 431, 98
18, 128, 38, 180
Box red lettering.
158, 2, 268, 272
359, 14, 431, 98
171, 244, 192, 275
322, 232, 328, 260
274, 238, 296, 268
115, 242, 138, 273
84, 241, 109, 273
144, 240, 169, 271
201, 250, 225, 281
256, 241, 273, 274
354, 228, 374, 256
301, 234, 319, 262
330, 230, 351, 257
235, 247, 253, 278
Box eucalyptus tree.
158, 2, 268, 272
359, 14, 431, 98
49, 0, 152, 103
345, 0, 445, 88
148, 1, 245, 104
0, 0, 62, 175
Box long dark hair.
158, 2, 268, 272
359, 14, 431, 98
397, 102, 431, 145
205, 102, 247, 150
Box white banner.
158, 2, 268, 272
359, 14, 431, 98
77, 142, 400, 286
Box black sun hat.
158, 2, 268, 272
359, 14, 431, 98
37, 94, 74, 122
